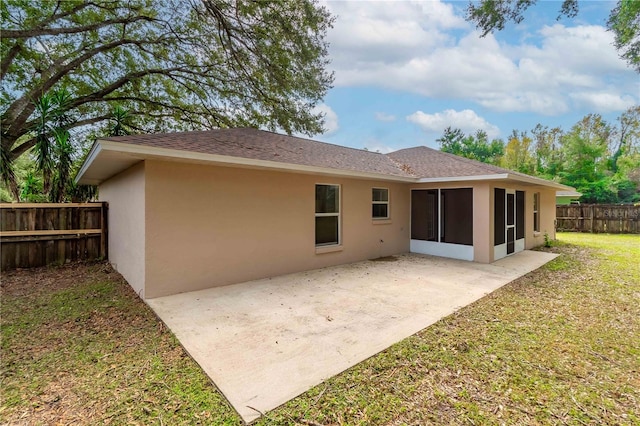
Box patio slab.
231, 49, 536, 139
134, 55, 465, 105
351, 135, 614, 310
147, 250, 557, 423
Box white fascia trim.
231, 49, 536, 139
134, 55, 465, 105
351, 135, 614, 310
97, 141, 417, 183
505, 173, 573, 190
74, 142, 102, 184
417, 174, 509, 183
416, 173, 572, 190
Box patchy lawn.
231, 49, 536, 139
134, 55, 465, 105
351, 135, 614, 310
1, 233, 638, 425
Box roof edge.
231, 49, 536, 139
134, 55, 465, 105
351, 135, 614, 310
78, 140, 417, 184
74, 141, 102, 184
416, 174, 510, 183
416, 173, 573, 190
505, 173, 574, 190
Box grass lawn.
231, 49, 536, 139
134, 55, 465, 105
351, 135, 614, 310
1, 233, 638, 425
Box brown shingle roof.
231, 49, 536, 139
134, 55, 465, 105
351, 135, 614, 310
102, 128, 411, 178
386, 146, 512, 178
97, 128, 550, 184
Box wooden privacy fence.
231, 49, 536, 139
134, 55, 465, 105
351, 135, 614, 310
556, 204, 640, 234
1, 203, 108, 271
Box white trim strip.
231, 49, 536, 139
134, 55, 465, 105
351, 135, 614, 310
417, 173, 571, 190
410, 240, 474, 261
74, 142, 102, 184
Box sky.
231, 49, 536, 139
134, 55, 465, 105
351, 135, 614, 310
309, 0, 639, 152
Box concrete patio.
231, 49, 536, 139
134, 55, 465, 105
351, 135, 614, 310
147, 250, 557, 423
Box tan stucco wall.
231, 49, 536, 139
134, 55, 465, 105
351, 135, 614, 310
98, 158, 560, 298
99, 162, 146, 297
526, 187, 557, 249
143, 160, 410, 298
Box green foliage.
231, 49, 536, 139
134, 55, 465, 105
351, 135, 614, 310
438, 106, 640, 204
531, 124, 564, 179
608, 0, 640, 72
1, 0, 334, 200
437, 127, 504, 165
501, 131, 535, 174
467, 0, 639, 72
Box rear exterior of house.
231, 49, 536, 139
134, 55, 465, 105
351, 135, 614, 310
78, 128, 569, 299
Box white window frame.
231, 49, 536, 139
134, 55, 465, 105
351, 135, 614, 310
315, 183, 341, 247
372, 187, 390, 220
533, 192, 540, 233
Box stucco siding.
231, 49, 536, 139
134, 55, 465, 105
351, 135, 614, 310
526, 187, 557, 249
98, 162, 146, 296
143, 160, 410, 298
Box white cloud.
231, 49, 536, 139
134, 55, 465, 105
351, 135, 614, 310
363, 140, 395, 154
569, 92, 637, 112
313, 103, 339, 134
375, 112, 396, 122
407, 109, 501, 139
325, 0, 465, 67
324, 1, 638, 116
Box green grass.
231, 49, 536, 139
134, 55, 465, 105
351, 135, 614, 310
2, 233, 639, 425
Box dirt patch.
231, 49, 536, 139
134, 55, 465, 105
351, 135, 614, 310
369, 256, 398, 262
1, 261, 120, 298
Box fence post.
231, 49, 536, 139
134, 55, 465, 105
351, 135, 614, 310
590, 204, 594, 233
100, 202, 108, 260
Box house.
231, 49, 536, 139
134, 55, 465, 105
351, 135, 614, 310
76, 128, 572, 299
556, 190, 582, 205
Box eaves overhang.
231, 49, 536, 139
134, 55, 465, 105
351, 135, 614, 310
416, 173, 573, 191
75, 140, 417, 185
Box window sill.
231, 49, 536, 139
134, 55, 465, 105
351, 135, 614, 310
533, 231, 541, 237
315, 244, 343, 254
372, 219, 392, 225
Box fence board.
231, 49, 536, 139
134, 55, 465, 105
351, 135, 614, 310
556, 204, 640, 234
0, 202, 108, 270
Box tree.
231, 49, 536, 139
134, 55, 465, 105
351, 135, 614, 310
531, 124, 564, 179
466, 0, 640, 72
609, 0, 640, 73
560, 114, 617, 203
1, 0, 334, 199
501, 130, 535, 174
609, 105, 640, 172
437, 127, 504, 165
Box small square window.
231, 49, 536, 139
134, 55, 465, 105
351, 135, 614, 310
372, 188, 389, 219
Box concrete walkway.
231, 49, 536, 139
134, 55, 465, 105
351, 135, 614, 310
147, 250, 557, 423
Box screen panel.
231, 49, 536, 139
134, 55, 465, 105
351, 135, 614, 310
441, 188, 473, 246
494, 188, 505, 246
516, 190, 525, 239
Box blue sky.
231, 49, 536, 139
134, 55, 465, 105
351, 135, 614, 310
310, 0, 638, 152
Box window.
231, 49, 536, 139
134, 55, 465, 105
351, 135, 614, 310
372, 188, 389, 219
533, 192, 540, 232
315, 184, 340, 246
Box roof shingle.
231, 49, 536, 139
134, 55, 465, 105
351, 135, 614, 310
102, 128, 410, 177
97, 128, 549, 183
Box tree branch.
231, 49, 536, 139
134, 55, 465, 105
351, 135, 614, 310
2, 15, 156, 39
4, 38, 155, 142
0, 41, 23, 80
